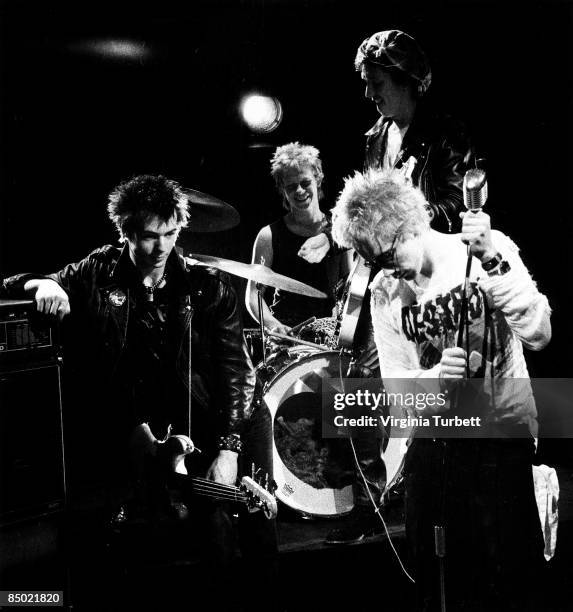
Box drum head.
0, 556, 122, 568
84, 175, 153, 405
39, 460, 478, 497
263, 350, 355, 517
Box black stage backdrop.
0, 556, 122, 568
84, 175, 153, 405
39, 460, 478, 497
0, 0, 571, 377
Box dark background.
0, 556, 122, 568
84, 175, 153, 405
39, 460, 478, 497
1, 0, 571, 381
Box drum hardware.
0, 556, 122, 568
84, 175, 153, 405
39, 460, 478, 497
289, 316, 316, 336
244, 328, 274, 366
266, 331, 330, 352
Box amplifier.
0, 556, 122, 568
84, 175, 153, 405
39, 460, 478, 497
0, 300, 58, 367
0, 363, 66, 526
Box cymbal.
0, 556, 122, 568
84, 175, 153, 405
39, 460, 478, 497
179, 189, 240, 233
189, 254, 328, 299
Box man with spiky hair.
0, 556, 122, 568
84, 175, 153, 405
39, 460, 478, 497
301, 29, 476, 546
2, 174, 271, 596
332, 168, 550, 610
246, 141, 342, 334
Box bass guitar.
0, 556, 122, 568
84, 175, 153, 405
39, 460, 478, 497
129, 423, 277, 519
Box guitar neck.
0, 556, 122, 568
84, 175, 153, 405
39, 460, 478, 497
185, 475, 247, 505
173, 474, 277, 519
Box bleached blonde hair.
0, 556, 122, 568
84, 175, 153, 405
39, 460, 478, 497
270, 142, 324, 209
331, 168, 430, 250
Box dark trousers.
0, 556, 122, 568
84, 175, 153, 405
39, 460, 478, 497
404, 437, 544, 611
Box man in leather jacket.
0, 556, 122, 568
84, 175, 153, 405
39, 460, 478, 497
3, 174, 254, 477
363, 101, 474, 234
1, 175, 275, 602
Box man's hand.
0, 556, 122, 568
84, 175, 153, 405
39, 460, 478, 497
26, 279, 71, 320
298, 233, 330, 263
267, 322, 293, 337
460, 210, 497, 262
439, 347, 467, 389
206, 450, 238, 486
353, 344, 380, 377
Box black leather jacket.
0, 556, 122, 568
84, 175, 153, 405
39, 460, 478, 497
364, 102, 475, 233
2, 245, 255, 439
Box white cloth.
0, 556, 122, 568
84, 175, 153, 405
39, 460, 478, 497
532, 464, 559, 560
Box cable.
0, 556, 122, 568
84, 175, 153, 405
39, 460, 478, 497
348, 436, 415, 583
338, 348, 415, 583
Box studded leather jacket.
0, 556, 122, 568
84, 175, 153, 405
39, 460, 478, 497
364, 103, 475, 233
2, 245, 255, 439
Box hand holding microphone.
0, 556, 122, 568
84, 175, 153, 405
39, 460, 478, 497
460, 168, 497, 262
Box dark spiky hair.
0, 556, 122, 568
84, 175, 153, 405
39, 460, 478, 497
107, 174, 190, 239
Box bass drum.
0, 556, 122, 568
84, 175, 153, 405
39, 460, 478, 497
260, 348, 355, 517
381, 407, 413, 495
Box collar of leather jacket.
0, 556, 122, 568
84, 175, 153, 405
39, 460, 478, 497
365, 101, 459, 151
108, 243, 194, 298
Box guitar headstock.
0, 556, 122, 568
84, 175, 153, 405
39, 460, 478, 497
240, 476, 278, 519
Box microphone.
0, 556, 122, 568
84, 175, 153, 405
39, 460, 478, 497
463, 168, 488, 212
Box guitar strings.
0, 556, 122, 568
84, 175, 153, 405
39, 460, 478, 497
192, 489, 248, 502
191, 476, 240, 491
191, 484, 247, 498
191, 483, 246, 499
188, 477, 250, 502
174, 476, 269, 508
191, 478, 247, 495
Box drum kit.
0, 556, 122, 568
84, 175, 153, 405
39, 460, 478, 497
182, 188, 409, 518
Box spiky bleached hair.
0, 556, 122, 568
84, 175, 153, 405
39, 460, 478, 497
331, 168, 430, 250
270, 142, 324, 209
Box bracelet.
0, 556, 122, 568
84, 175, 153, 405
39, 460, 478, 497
481, 252, 502, 271
218, 434, 243, 453
487, 260, 511, 276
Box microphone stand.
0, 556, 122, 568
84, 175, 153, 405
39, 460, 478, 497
434, 234, 475, 612
456, 247, 473, 375
434, 166, 486, 611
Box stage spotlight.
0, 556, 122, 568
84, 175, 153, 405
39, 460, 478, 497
240, 94, 283, 133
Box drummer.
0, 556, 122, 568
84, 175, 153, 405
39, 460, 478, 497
246, 142, 348, 335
